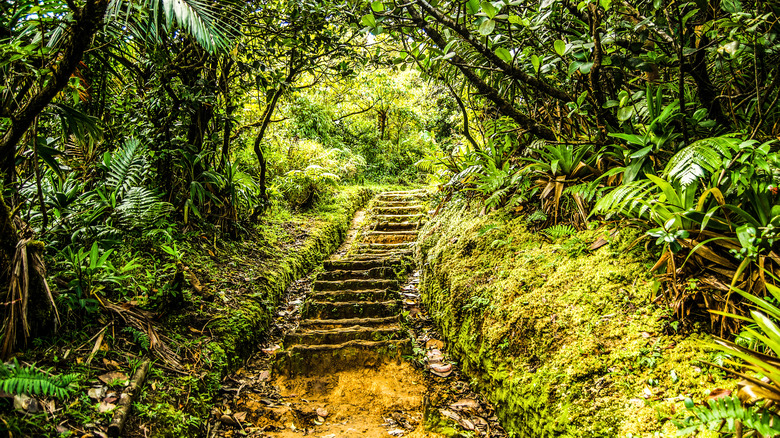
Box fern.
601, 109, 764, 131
676, 396, 780, 436
525, 209, 547, 223
664, 136, 738, 186
542, 224, 577, 239
105, 138, 148, 198
592, 179, 655, 219
116, 187, 174, 229
0, 359, 80, 399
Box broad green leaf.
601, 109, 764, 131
481, 1, 497, 18
721, 0, 742, 12
371, 1, 384, 12
531, 54, 540, 72
361, 13, 376, 28
554, 40, 566, 56
617, 106, 634, 121
478, 19, 496, 35
495, 47, 512, 63
466, 0, 481, 14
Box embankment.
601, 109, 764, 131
416, 198, 731, 437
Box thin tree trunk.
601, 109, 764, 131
0, 0, 110, 184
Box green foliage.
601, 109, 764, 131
0, 359, 80, 399
276, 165, 340, 209
676, 396, 780, 436
541, 224, 576, 240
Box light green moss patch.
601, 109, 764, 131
416, 199, 734, 437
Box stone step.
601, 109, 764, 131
372, 214, 426, 222
299, 315, 400, 330
323, 259, 405, 271
313, 279, 398, 292
273, 339, 411, 377
310, 289, 400, 302
372, 200, 419, 207
356, 242, 414, 250
373, 221, 419, 231
284, 326, 403, 347
317, 267, 398, 281
373, 206, 425, 215
364, 231, 418, 244
302, 300, 401, 319
340, 253, 411, 263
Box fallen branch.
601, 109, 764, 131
108, 359, 150, 437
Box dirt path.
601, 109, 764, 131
208, 190, 507, 438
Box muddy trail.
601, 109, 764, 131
206, 190, 508, 438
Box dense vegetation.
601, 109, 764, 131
2, 0, 780, 435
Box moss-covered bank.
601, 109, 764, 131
201, 187, 374, 390
416, 198, 732, 437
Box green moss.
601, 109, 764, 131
417, 200, 734, 437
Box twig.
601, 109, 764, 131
107, 359, 151, 437
85, 325, 108, 365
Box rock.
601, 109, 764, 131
87, 386, 106, 400
430, 363, 453, 377
14, 394, 39, 413
316, 407, 329, 418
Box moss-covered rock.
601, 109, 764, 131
416, 199, 733, 437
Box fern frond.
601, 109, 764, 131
592, 179, 655, 219
116, 187, 174, 229
0, 360, 80, 399
676, 396, 780, 436
542, 224, 576, 239
665, 136, 738, 186
106, 138, 148, 197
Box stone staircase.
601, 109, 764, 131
274, 189, 428, 377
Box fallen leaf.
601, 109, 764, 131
97, 371, 128, 386
707, 388, 732, 401
262, 345, 281, 354
439, 409, 460, 421
257, 370, 271, 382
220, 414, 238, 426
97, 401, 116, 413
234, 411, 247, 422
589, 237, 609, 251
450, 399, 479, 411
102, 359, 121, 370
459, 418, 476, 431
426, 339, 445, 351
